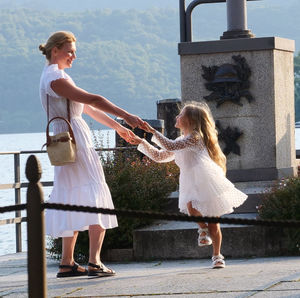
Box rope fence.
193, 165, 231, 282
1, 202, 300, 228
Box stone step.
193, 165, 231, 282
133, 213, 291, 261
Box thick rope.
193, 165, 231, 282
1, 202, 300, 228
0, 204, 27, 213
44, 203, 300, 228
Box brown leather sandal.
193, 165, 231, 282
56, 262, 88, 278
88, 262, 116, 278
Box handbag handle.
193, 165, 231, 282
45, 116, 76, 147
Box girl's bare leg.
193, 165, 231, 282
208, 223, 222, 256
187, 202, 206, 229
187, 202, 223, 256
187, 202, 211, 245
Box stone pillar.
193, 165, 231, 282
157, 98, 181, 139
179, 37, 297, 182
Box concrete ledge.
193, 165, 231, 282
227, 167, 297, 182
178, 37, 295, 55
102, 248, 134, 263
133, 222, 294, 261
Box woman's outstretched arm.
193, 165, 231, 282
51, 78, 144, 128
83, 105, 135, 142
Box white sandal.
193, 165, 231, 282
212, 254, 225, 269
197, 227, 212, 247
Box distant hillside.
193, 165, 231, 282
0, 9, 181, 133
0, 1, 300, 133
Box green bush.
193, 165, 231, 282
48, 146, 179, 262
257, 177, 300, 254
102, 150, 179, 250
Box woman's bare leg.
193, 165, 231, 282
88, 224, 106, 266
59, 232, 86, 273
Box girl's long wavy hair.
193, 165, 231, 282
181, 101, 227, 173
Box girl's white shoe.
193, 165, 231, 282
212, 254, 225, 269
198, 227, 212, 246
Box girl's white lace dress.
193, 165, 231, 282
138, 131, 247, 217
39, 64, 118, 238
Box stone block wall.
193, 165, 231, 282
179, 37, 297, 182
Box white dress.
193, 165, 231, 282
138, 131, 248, 217
39, 64, 118, 238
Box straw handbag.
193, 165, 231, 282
43, 95, 77, 166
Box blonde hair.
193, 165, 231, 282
181, 101, 227, 173
39, 31, 76, 61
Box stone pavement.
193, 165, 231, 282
0, 252, 300, 297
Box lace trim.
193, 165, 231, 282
152, 131, 204, 152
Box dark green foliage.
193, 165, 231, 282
47, 233, 90, 263
47, 149, 179, 262
101, 150, 179, 250
258, 177, 300, 254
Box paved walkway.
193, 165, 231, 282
0, 252, 299, 297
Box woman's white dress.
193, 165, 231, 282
138, 131, 247, 217
39, 64, 118, 238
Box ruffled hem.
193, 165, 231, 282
46, 212, 118, 238
179, 188, 248, 217
46, 181, 118, 238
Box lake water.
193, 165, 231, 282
0, 129, 115, 256
1, 128, 300, 256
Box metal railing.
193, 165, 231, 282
0, 151, 34, 253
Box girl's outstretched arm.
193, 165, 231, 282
130, 134, 175, 163
152, 131, 203, 152
138, 139, 175, 163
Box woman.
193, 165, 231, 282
39, 31, 144, 278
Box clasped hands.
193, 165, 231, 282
117, 114, 155, 145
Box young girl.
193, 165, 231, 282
130, 101, 247, 269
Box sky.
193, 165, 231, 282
0, 0, 293, 11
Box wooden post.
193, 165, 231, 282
25, 155, 47, 298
